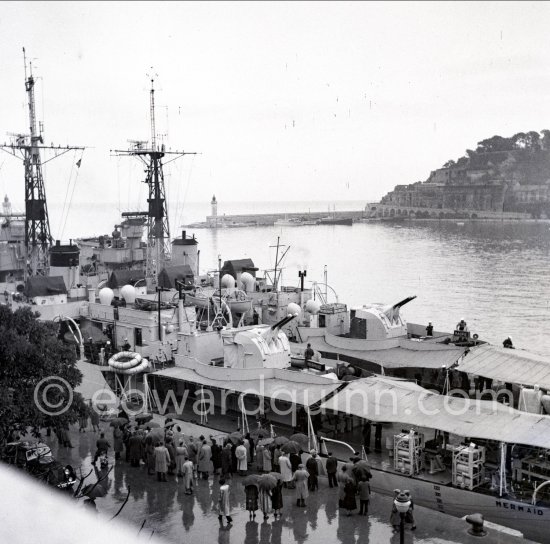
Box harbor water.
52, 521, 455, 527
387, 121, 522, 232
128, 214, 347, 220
52, 200, 550, 355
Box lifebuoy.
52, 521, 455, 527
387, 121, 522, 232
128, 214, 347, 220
108, 351, 145, 372
118, 359, 149, 375
473, 333, 479, 340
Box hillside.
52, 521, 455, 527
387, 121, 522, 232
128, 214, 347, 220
439, 130, 550, 186
377, 131, 550, 218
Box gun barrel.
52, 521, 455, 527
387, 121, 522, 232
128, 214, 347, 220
270, 314, 297, 331
391, 295, 417, 310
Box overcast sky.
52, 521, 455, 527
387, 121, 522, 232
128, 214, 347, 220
1, 1, 549, 215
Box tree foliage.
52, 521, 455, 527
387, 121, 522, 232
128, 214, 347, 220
441, 130, 550, 185
0, 306, 84, 444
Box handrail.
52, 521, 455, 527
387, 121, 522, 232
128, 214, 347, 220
532, 480, 550, 505
320, 436, 357, 455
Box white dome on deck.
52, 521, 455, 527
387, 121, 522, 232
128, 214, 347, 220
221, 274, 235, 288
240, 272, 255, 292
120, 284, 136, 304
98, 287, 114, 306
305, 299, 322, 315
287, 302, 301, 316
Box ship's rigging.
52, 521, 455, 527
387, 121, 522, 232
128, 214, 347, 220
112, 76, 196, 289
0, 47, 84, 278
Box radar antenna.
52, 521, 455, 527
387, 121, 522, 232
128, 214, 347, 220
0, 48, 85, 277
111, 72, 197, 289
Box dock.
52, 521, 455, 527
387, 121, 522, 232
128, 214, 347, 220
185, 209, 368, 228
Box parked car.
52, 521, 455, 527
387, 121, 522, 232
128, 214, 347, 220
1, 441, 76, 492
2, 441, 54, 473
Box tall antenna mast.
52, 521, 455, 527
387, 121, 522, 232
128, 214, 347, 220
1, 48, 84, 278
150, 78, 157, 151
22, 46, 50, 276
112, 73, 197, 290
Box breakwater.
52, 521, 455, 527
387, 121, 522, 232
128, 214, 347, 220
187, 209, 367, 228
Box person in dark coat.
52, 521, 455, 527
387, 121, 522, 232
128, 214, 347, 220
357, 478, 370, 516
326, 452, 338, 488
404, 490, 416, 530
271, 480, 284, 519
166, 438, 177, 475
245, 433, 255, 464
221, 442, 233, 479
128, 432, 142, 467
211, 438, 222, 475
123, 426, 131, 462
245, 484, 259, 520
342, 479, 357, 516
144, 435, 155, 475
92, 432, 110, 464
90, 404, 100, 432
79, 405, 89, 433
290, 452, 301, 473
231, 442, 238, 473
306, 451, 319, 491
113, 427, 124, 460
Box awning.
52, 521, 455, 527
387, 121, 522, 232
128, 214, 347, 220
458, 344, 550, 390
319, 376, 550, 449
152, 366, 342, 407
304, 337, 465, 370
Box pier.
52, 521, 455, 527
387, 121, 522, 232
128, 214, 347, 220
186, 210, 368, 229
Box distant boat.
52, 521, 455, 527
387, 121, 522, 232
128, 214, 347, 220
317, 217, 353, 226
274, 217, 303, 227
456, 222, 465, 226
275, 217, 318, 227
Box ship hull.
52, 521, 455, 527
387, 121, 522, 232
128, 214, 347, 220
317, 218, 353, 226
371, 468, 548, 542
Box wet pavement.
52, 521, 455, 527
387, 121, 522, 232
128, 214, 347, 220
45, 422, 532, 544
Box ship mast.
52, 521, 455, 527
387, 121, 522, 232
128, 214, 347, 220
113, 75, 196, 289
0, 48, 85, 278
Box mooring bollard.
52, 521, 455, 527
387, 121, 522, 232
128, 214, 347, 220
466, 513, 487, 537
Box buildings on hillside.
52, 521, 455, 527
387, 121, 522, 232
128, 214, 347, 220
373, 147, 550, 219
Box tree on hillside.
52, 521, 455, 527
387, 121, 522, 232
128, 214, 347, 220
476, 135, 513, 153
0, 306, 84, 445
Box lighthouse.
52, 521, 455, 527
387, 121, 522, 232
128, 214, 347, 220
210, 195, 218, 227
211, 195, 217, 217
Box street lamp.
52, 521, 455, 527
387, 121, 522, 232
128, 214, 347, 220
394, 490, 411, 544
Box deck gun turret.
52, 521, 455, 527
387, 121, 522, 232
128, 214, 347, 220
261, 312, 298, 344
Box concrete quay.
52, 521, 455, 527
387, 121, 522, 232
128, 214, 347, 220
43, 416, 536, 544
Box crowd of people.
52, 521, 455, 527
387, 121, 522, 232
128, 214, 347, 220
77, 416, 417, 532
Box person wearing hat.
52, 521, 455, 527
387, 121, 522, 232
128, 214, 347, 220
426, 321, 434, 337
455, 318, 469, 342
456, 318, 468, 332
306, 450, 319, 491
293, 464, 309, 507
